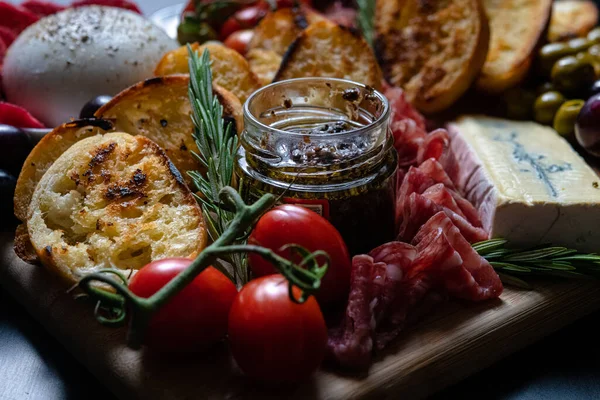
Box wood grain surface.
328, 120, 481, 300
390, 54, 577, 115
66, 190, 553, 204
3, 233, 600, 400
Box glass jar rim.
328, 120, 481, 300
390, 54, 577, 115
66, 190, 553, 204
243, 77, 390, 138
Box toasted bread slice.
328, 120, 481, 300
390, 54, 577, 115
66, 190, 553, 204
274, 20, 383, 89
27, 132, 206, 284
14, 119, 114, 223
246, 49, 283, 86
476, 0, 552, 92
375, 0, 489, 113
154, 43, 261, 103
95, 75, 242, 187
549, 0, 599, 42
249, 8, 309, 56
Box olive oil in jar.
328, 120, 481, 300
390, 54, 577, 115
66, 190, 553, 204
236, 78, 397, 255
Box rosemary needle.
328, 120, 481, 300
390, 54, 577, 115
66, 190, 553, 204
186, 45, 249, 285
474, 239, 600, 287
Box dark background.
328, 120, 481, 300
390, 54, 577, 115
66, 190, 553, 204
4, 0, 600, 399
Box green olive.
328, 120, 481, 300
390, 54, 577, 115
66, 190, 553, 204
536, 82, 557, 95
553, 99, 585, 137
534, 91, 566, 125
551, 55, 597, 93
539, 42, 572, 73
588, 27, 600, 43
503, 87, 536, 120
568, 37, 592, 53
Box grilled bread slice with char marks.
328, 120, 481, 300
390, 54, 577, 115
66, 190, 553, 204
274, 20, 383, 90
375, 0, 490, 113
27, 132, 206, 284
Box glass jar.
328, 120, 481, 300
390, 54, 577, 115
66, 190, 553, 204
236, 78, 397, 255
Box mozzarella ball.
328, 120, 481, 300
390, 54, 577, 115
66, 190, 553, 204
2, 6, 178, 127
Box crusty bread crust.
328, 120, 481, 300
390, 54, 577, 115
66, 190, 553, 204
154, 43, 261, 103
274, 20, 383, 90
14, 223, 38, 264
14, 119, 114, 223
27, 132, 206, 284
476, 0, 552, 92
95, 75, 242, 188
376, 0, 490, 114
549, 0, 599, 42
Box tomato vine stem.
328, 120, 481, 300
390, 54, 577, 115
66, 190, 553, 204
77, 187, 329, 349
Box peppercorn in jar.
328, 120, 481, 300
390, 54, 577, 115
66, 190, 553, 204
236, 78, 397, 254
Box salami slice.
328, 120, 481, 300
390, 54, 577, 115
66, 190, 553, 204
21, 0, 66, 16
0, 2, 40, 34
327, 255, 380, 370
413, 212, 503, 301
417, 129, 449, 165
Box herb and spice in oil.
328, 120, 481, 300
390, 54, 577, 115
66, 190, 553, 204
237, 78, 397, 255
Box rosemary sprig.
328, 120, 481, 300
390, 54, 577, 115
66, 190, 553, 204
187, 45, 249, 285
356, 0, 375, 47
474, 238, 600, 288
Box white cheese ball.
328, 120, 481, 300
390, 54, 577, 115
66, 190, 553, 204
2, 6, 178, 127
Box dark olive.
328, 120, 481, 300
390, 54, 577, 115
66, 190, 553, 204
536, 82, 557, 95
79, 95, 112, 119
503, 87, 536, 120
551, 55, 597, 93
0, 124, 33, 176
534, 91, 566, 125
177, 19, 218, 45
589, 80, 600, 98
553, 99, 585, 137
588, 27, 600, 44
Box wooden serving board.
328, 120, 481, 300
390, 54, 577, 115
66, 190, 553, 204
2, 233, 600, 399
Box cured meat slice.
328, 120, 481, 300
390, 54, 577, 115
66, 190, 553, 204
0, 26, 17, 48
398, 192, 488, 243
328, 244, 418, 369
0, 2, 40, 34
413, 212, 503, 301
21, 0, 66, 16
417, 129, 449, 165
422, 184, 483, 228
418, 158, 455, 189
327, 255, 380, 370
0, 102, 44, 128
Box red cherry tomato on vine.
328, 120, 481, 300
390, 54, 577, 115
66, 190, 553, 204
224, 29, 254, 54
228, 274, 327, 383
219, 3, 268, 40
129, 258, 237, 353
248, 204, 351, 305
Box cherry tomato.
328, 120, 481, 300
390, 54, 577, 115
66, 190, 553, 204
219, 3, 268, 40
129, 258, 238, 353
228, 274, 327, 383
224, 29, 254, 55
183, 0, 194, 13
248, 204, 351, 305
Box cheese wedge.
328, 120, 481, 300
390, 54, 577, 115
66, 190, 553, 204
446, 116, 600, 252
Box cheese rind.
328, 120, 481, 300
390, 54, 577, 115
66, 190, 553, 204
447, 116, 600, 252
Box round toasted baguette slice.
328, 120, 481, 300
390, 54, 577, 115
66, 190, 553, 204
249, 7, 310, 56
95, 74, 243, 188
154, 43, 261, 103
14, 119, 114, 223
375, 0, 489, 113
476, 0, 552, 93
274, 20, 383, 89
548, 0, 599, 42
27, 132, 206, 284
246, 49, 283, 86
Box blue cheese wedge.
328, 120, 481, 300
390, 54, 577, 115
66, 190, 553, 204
446, 116, 600, 252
